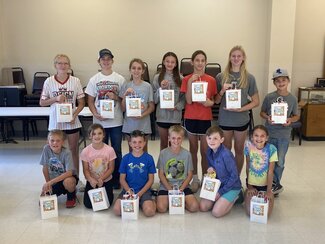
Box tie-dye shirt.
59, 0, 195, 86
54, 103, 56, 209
244, 141, 278, 186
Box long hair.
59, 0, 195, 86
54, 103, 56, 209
129, 58, 145, 81
221, 45, 248, 88
158, 52, 181, 88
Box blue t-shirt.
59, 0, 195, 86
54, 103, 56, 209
119, 152, 156, 193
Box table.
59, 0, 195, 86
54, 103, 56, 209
0, 107, 93, 142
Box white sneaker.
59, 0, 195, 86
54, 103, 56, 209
77, 181, 85, 192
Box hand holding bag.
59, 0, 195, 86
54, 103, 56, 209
250, 191, 269, 224
168, 185, 185, 215
88, 187, 110, 211
199, 171, 221, 201
40, 192, 58, 220
121, 189, 139, 220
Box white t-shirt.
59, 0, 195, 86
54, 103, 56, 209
85, 72, 126, 128
40, 75, 84, 130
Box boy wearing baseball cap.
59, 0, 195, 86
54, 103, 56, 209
260, 68, 300, 196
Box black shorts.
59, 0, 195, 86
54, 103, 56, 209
158, 187, 193, 196
63, 128, 80, 135
51, 175, 79, 196
251, 185, 267, 192
156, 122, 180, 129
219, 122, 250, 132
183, 119, 211, 135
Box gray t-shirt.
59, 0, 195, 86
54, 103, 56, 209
261, 91, 298, 139
157, 147, 193, 190
39, 145, 75, 180
152, 73, 185, 123
216, 71, 258, 127
119, 81, 154, 134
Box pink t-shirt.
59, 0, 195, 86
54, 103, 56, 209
80, 143, 116, 182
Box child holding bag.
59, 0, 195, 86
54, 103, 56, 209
200, 126, 241, 217
244, 125, 277, 217
80, 124, 116, 209
113, 130, 156, 217
156, 125, 199, 213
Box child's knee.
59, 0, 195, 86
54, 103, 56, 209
63, 177, 76, 191
143, 207, 156, 217
187, 201, 199, 213
156, 202, 168, 213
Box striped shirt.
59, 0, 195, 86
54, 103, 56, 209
41, 75, 85, 130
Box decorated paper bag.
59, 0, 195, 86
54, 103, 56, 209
199, 176, 221, 201
125, 96, 141, 117
88, 187, 110, 211
121, 192, 139, 220
56, 103, 73, 122
159, 89, 175, 109
271, 102, 288, 124
40, 193, 58, 220
100, 99, 114, 119
250, 191, 269, 224
226, 89, 241, 109
192, 82, 208, 102
168, 186, 185, 215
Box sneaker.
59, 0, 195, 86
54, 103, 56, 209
66, 197, 77, 208
235, 188, 244, 204
77, 181, 85, 192
190, 178, 201, 193
272, 184, 284, 195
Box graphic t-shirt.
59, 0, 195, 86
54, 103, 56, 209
39, 144, 75, 180
119, 152, 156, 193
157, 147, 193, 190
244, 141, 278, 186
80, 143, 116, 182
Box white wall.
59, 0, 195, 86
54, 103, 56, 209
1, 0, 269, 93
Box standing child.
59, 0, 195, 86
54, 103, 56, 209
156, 125, 199, 213
152, 52, 185, 150
215, 46, 259, 175
119, 58, 155, 152
80, 124, 116, 209
180, 50, 217, 193
113, 130, 156, 217
40, 54, 85, 183
260, 68, 299, 195
200, 126, 242, 218
244, 125, 277, 217
40, 130, 78, 208
86, 48, 126, 189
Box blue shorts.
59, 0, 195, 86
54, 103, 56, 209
221, 189, 241, 202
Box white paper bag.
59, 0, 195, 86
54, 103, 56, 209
271, 102, 288, 124
250, 192, 269, 224
100, 99, 114, 119
225, 89, 241, 109
88, 187, 110, 211
199, 176, 221, 201
56, 103, 73, 122
192, 82, 208, 102
121, 193, 139, 220
125, 97, 141, 117
40, 194, 58, 220
168, 188, 185, 215
159, 89, 175, 109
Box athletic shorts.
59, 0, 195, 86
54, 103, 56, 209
156, 122, 180, 129
118, 190, 154, 207
219, 122, 250, 132
184, 119, 211, 135
221, 189, 241, 202
63, 128, 80, 135
158, 187, 193, 196
51, 175, 79, 196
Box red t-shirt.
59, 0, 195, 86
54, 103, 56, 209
180, 74, 217, 120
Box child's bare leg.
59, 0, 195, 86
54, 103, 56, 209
63, 176, 77, 192
211, 198, 235, 218
267, 195, 274, 217
142, 200, 156, 217
199, 135, 209, 174
113, 199, 122, 216
185, 195, 199, 212
158, 126, 169, 150
156, 195, 168, 213
244, 190, 253, 216
199, 198, 214, 212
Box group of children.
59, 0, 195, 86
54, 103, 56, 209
39, 46, 299, 219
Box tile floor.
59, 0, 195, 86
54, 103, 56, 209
1, 137, 325, 244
